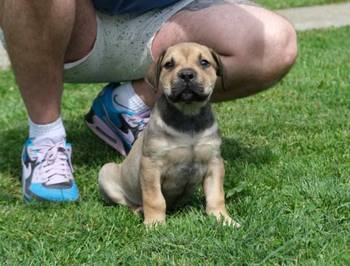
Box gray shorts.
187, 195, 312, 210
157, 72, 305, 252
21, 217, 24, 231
0, 0, 255, 83
64, 0, 255, 83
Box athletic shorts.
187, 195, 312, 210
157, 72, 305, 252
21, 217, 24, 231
0, 0, 255, 83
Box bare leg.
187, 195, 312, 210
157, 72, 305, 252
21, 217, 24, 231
0, 0, 96, 124
139, 3, 298, 104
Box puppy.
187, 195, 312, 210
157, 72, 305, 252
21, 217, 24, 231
99, 42, 240, 227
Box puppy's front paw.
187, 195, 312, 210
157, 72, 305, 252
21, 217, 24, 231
222, 215, 241, 228
208, 211, 241, 228
144, 217, 166, 228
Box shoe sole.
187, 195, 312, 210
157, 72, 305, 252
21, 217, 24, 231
85, 109, 127, 156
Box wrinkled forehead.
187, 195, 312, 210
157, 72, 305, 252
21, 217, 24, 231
164, 43, 213, 63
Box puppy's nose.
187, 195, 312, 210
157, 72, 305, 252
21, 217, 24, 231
178, 68, 197, 82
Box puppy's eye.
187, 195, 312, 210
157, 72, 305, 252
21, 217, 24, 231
164, 60, 175, 70
200, 59, 210, 68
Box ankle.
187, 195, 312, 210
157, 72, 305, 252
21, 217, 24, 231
29, 116, 66, 140
132, 79, 158, 108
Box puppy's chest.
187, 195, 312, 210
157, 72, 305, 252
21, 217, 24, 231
157, 136, 221, 186
162, 161, 206, 193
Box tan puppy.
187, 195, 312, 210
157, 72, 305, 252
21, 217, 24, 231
99, 42, 240, 227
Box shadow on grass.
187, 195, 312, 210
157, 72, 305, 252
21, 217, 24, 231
221, 137, 275, 166
220, 137, 276, 204
0, 187, 19, 203
64, 119, 123, 167
0, 125, 26, 178
0, 123, 275, 209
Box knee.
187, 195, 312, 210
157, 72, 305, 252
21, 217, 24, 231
273, 19, 298, 70
262, 18, 298, 83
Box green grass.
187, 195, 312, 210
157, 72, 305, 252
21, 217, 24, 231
1, 26, 350, 264
256, 0, 349, 9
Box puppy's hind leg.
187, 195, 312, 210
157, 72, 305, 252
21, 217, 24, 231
98, 163, 128, 206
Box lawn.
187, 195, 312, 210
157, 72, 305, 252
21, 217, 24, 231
0, 25, 350, 264
256, 0, 349, 9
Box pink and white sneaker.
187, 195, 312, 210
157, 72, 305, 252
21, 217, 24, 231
21, 137, 79, 203
85, 83, 151, 156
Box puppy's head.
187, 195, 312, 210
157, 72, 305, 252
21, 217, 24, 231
146, 42, 224, 107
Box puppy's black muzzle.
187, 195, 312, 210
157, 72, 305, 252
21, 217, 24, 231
168, 69, 209, 104
178, 68, 197, 82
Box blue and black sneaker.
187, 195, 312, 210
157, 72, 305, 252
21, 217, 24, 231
85, 83, 150, 156
21, 137, 79, 203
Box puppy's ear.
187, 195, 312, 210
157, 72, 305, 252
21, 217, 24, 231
211, 50, 226, 91
146, 50, 166, 93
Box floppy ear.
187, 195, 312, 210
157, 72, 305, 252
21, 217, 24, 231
146, 50, 166, 93
211, 50, 226, 91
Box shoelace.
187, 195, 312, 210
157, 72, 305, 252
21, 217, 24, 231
28, 141, 73, 185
